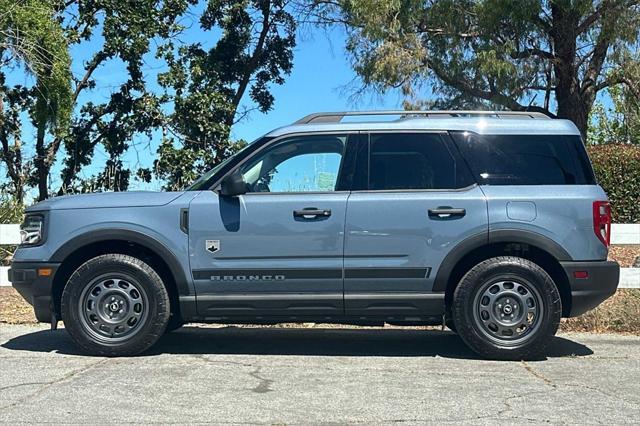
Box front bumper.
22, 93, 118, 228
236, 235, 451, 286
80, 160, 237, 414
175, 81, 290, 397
8, 261, 60, 323
561, 260, 620, 317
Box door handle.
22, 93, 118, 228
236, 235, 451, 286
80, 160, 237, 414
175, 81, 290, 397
293, 208, 332, 219
428, 207, 466, 219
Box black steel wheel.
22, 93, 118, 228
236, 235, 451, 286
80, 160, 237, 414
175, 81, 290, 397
62, 254, 170, 356
452, 256, 561, 360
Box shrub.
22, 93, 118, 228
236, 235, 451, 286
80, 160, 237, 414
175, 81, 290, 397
0, 197, 23, 266
587, 144, 640, 223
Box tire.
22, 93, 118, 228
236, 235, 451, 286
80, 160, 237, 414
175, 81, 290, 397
452, 256, 561, 360
61, 254, 170, 356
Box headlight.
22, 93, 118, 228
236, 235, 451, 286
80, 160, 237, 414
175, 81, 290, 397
20, 214, 45, 246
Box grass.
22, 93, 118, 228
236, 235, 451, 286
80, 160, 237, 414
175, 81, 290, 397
2, 287, 639, 334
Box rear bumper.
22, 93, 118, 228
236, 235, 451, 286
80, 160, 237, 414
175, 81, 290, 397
8, 261, 60, 323
561, 260, 620, 317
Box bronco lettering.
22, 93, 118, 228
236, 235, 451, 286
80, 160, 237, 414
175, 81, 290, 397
210, 275, 286, 281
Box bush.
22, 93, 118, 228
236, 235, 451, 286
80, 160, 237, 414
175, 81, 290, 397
0, 197, 23, 266
587, 144, 640, 223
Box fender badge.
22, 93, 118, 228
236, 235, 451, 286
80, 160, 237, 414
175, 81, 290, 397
205, 240, 220, 253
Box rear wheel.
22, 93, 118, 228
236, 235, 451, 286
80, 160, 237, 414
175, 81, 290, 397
61, 254, 170, 356
452, 256, 561, 360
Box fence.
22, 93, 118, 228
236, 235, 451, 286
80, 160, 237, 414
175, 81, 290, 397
1, 223, 639, 288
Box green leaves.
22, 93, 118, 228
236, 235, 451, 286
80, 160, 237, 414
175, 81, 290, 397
1, 0, 298, 200
588, 144, 640, 223
316, 0, 640, 138
0, 0, 73, 132
153, 0, 296, 190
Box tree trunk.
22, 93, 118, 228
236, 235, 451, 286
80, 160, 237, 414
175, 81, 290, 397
0, 95, 25, 204
35, 121, 48, 201
551, 4, 590, 141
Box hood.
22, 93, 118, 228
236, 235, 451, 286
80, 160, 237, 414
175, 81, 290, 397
27, 191, 185, 211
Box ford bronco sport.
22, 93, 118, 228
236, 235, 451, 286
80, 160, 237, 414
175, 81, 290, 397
10, 111, 620, 359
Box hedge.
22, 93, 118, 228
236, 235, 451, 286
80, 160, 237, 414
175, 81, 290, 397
587, 144, 640, 224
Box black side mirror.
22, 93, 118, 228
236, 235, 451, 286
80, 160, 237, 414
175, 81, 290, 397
220, 171, 247, 196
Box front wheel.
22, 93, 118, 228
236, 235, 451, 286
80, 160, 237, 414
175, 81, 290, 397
61, 254, 170, 356
452, 256, 561, 360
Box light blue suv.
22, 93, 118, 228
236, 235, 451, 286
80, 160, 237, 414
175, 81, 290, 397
10, 111, 620, 359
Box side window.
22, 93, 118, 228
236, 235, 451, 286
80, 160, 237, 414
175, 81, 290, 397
239, 135, 346, 193
450, 132, 597, 185
368, 133, 473, 190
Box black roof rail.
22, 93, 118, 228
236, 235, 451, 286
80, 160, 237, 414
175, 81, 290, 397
293, 110, 551, 125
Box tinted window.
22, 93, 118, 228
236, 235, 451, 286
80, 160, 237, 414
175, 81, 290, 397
451, 132, 596, 185
368, 133, 473, 190
239, 135, 346, 193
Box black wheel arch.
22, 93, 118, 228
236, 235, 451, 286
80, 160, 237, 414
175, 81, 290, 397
435, 229, 573, 317
50, 229, 193, 320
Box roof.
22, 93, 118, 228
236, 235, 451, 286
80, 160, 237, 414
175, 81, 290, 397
265, 111, 581, 137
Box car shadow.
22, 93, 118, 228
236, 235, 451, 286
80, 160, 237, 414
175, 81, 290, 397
1, 325, 594, 360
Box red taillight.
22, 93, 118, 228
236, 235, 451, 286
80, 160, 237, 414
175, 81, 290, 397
593, 201, 611, 248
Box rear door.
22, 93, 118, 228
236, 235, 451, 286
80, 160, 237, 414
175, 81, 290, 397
344, 131, 488, 317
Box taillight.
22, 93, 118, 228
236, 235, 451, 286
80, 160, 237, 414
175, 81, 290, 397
593, 201, 611, 248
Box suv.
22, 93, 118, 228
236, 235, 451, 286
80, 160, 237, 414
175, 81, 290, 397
10, 111, 620, 359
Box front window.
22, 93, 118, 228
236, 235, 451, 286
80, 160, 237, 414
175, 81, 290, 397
188, 138, 270, 191
238, 135, 346, 193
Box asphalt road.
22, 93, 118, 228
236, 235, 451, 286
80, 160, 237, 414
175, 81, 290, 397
0, 324, 639, 424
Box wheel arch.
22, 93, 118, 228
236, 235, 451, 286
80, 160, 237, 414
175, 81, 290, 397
50, 229, 192, 321
435, 230, 573, 317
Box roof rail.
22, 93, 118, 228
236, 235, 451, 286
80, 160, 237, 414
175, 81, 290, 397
293, 110, 551, 124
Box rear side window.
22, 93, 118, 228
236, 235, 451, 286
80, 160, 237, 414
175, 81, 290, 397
368, 133, 474, 190
451, 132, 596, 185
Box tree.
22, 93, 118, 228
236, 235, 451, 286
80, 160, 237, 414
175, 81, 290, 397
310, 0, 640, 139
589, 56, 640, 144
1, 0, 297, 201
0, 0, 72, 203
149, 0, 296, 190
56, 0, 190, 196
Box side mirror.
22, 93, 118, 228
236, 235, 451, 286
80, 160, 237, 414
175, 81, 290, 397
220, 171, 247, 197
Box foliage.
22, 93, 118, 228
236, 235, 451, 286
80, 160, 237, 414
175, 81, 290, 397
56, 0, 190, 197
0, 195, 23, 265
0, 0, 73, 202
587, 144, 640, 223
1, 0, 297, 200
150, 0, 296, 190
310, 0, 640, 138
589, 69, 640, 145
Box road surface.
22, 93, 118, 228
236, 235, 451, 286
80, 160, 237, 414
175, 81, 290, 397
0, 324, 639, 424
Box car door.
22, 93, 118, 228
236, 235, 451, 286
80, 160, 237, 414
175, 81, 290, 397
344, 131, 488, 318
188, 133, 356, 319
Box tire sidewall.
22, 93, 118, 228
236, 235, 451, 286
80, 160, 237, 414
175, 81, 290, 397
62, 254, 170, 356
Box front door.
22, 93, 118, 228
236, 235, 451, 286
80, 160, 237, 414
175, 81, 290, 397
188, 133, 354, 319
344, 132, 488, 317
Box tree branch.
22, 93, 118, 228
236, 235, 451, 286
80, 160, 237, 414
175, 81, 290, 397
427, 59, 554, 116
229, 0, 272, 124
510, 48, 556, 61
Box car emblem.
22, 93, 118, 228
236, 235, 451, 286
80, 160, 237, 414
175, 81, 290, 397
205, 240, 220, 253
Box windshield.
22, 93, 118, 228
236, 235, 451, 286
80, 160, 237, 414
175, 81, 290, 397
187, 137, 269, 190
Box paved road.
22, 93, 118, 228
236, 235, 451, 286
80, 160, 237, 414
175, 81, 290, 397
0, 325, 639, 424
